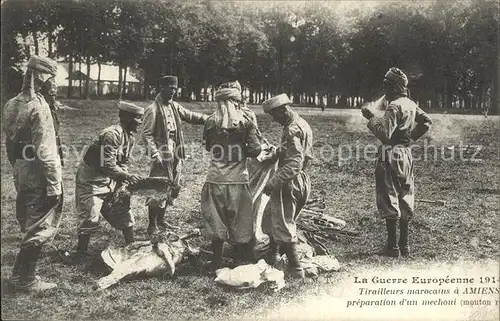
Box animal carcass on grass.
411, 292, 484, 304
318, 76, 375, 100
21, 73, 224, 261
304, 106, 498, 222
96, 229, 201, 290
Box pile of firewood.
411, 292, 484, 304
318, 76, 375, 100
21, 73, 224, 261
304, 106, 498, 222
298, 197, 359, 255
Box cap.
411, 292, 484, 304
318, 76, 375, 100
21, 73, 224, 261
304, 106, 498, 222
158, 75, 178, 87
262, 93, 291, 113
118, 101, 144, 123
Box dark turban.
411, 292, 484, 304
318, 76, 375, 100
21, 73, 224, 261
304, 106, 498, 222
384, 67, 409, 97
384, 67, 408, 86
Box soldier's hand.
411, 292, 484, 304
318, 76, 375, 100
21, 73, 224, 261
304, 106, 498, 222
154, 154, 163, 165
263, 183, 274, 196
125, 174, 142, 185
171, 184, 181, 199
47, 194, 62, 207
361, 107, 374, 120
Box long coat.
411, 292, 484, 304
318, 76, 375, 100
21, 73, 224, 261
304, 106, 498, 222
142, 94, 207, 186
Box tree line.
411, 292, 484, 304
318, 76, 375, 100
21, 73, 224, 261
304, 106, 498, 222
1, 0, 498, 113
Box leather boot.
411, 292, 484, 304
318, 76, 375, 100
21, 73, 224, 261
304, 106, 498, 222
77, 233, 91, 253
16, 245, 57, 292
266, 238, 281, 266
208, 239, 224, 273
62, 234, 92, 265
383, 219, 400, 258
147, 207, 158, 237
399, 219, 410, 257
122, 227, 135, 245
156, 208, 170, 231
234, 243, 254, 265
9, 253, 23, 285
282, 243, 305, 279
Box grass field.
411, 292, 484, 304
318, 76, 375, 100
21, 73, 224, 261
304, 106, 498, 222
1, 100, 499, 320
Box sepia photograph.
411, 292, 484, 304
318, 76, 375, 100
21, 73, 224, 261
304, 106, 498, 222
0, 0, 498, 320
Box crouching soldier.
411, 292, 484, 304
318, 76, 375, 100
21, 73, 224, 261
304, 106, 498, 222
362, 67, 432, 258
3, 56, 63, 291
73, 101, 144, 256
261, 94, 313, 279
201, 82, 262, 272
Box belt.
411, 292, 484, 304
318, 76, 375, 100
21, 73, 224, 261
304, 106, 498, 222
389, 143, 411, 148
13, 143, 36, 160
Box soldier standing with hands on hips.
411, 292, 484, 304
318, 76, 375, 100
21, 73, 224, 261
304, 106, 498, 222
361, 67, 432, 258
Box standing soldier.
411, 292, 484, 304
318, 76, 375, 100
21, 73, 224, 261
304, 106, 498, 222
142, 75, 209, 236
3, 56, 63, 291
40, 76, 65, 216
73, 101, 144, 255
261, 94, 314, 279
201, 81, 262, 271
361, 67, 432, 258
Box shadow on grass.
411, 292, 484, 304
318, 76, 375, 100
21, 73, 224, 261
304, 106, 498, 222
1, 278, 15, 296
471, 188, 500, 195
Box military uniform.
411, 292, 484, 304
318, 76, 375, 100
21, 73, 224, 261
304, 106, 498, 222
261, 93, 313, 278
201, 113, 261, 244
262, 114, 313, 243
4, 92, 63, 248
3, 55, 62, 291
368, 98, 431, 221
364, 67, 432, 258
76, 124, 135, 234
142, 93, 208, 233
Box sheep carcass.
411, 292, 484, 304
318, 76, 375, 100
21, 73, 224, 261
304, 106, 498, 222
96, 229, 200, 290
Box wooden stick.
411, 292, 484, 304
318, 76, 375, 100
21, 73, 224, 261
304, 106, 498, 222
416, 199, 446, 206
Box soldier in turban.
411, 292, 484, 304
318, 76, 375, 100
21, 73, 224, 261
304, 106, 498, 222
362, 67, 432, 258
3, 56, 63, 291
142, 75, 209, 236
201, 81, 262, 272
261, 94, 314, 279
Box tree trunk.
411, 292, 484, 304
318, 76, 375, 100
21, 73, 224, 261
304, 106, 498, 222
84, 55, 91, 99
278, 45, 284, 92
492, 57, 499, 114
122, 66, 128, 97
78, 57, 82, 98
143, 69, 149, 101
33, 31, 39, 55
23, 35, 31, 57
195, 85, 202, 101
479, 83, 485, 110
97, 61, 102, 96
48, 34, 53, 58
118, 65, 123, 100
169, 46, 174, 75
431, 90, 439, 109
68, 55, 74, 98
